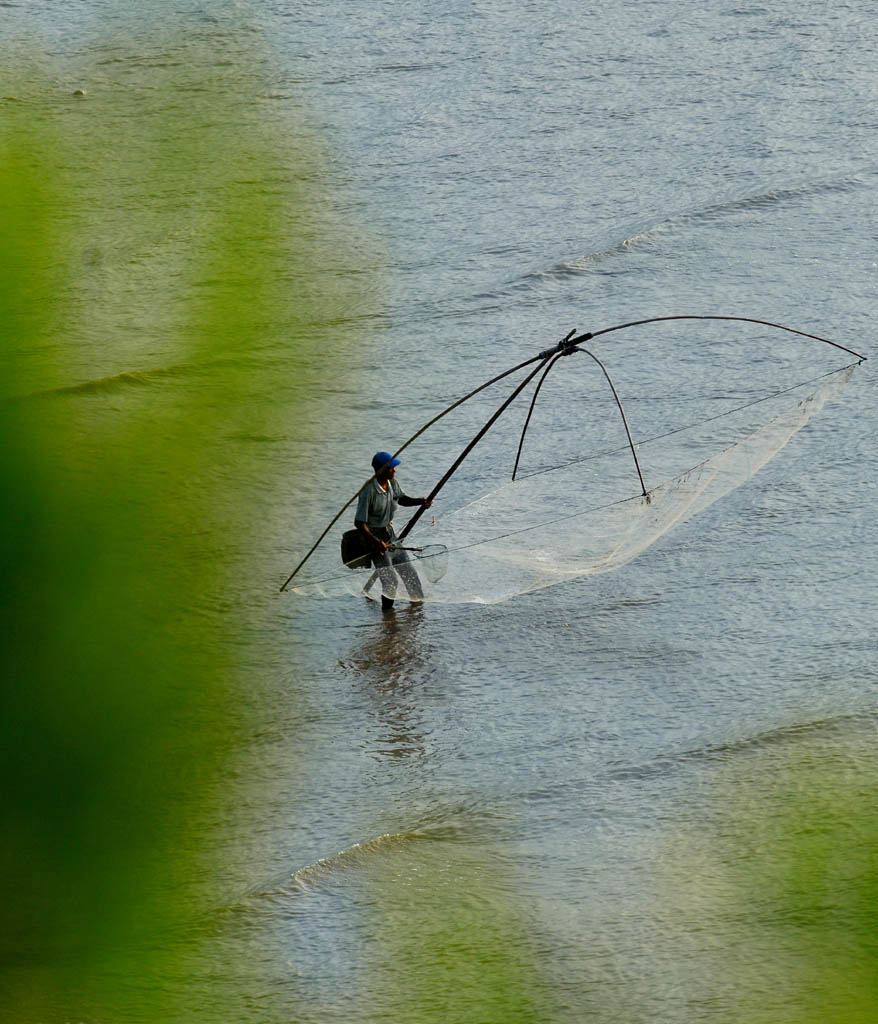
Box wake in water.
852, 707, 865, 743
499, 171, 875, 297
289, 364, 855, 604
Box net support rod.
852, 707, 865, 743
571, 343, 649, 499
583, 315, 868, 362
279, 348, 551, 591
511, 350, 567, 481
398, 354, 553, 541
510, 334, 649, 501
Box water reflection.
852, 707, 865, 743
353, 605, 430, 761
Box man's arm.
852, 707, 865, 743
355, 519, 389, 554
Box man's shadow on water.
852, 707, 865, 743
352, 603, 430, 761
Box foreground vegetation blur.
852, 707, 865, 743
0, 43, 551, 1024
0, 48, 321, 1021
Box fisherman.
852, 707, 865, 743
355, 451, 432, 611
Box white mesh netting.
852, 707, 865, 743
289, 365, 854, 604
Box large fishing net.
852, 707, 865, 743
288, 364, 854, 605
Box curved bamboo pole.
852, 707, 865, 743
511, 350, 566, 481
572, 344, 648, 498
581, 314, 867, 362
279, 349, 549, 591
511, 341, 650, 496
397, 355, 553, 541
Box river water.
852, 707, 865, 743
6, 0, 878, 1020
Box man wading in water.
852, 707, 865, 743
355, 451, 432, 611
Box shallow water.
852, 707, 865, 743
6, 0, 878, 1020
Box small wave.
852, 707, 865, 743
33, 366, 186, 397
497, 169, 874, 298
197, 830, 432, 919
694, 707, 878, 760
252, 805, 512, 898
325, 61, 448, 86
603, 707, 878, 784
682, 172, 869, 223
374, 62, 445, 74
285, 830, 428, 891
22, 355, 259, 400
229, 432, 287, 444
514, 228, 670, 287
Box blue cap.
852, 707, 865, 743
372, 450, 401, 472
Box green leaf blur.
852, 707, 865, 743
0, 50, 322, 1022
0, 41, 555, 1024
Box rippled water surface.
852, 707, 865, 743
6, 0, 878, 1020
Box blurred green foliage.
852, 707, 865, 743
0, 45, 556, 1024
0, 56, 309, 1021
368, 842, 552, 1023
657, 728, 878, 1024
722, 738, 878, 1024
